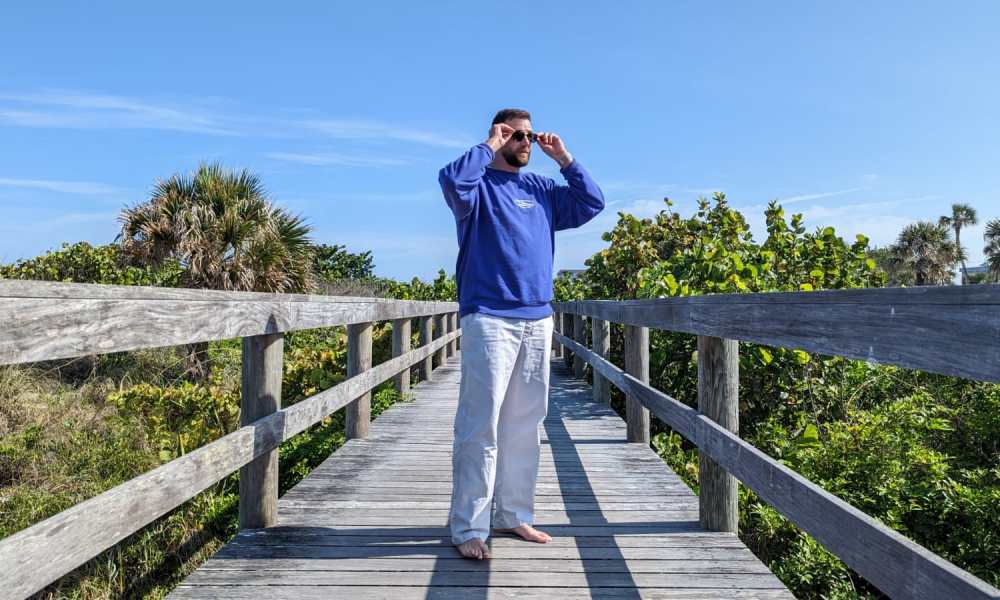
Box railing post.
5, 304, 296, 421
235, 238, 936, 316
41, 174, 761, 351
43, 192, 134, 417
391, 317, 411, 395
624, 324, 650, 444
239, 332, 283, 530
346, 322, 373, 440
573, 313, 587, 378
562, 312, 574, 370
592, 317, 610, 404
420, 315, 434, 382
448, 312, 459, 357
698, 335, 739, 533
552, 311, 563, 359
433, 313, 446, 366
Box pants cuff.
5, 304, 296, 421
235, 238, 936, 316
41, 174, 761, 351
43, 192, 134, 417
452, 531, 489, 545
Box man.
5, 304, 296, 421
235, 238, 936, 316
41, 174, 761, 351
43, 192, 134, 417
438, 108, 605, 560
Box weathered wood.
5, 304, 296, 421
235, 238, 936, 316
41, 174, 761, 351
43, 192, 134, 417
0, 329, 459, 599
433, 313, 446, 367
238, 333, 283, 530
624, 324, 650, 444
562, 312, 574, 370
420, 316, 434, 381
592, 317, 611, 405
346, 322, 373, 440
553, 331, 1000, 600
552, 311, 563, 359
444, 313, 456, 358
170, 586, 796, 600
573, 313, 586, 378
553, 288, 1000, 383
0, 281, 457, 366
391, 318, 411, 394
697, 336, 739, 533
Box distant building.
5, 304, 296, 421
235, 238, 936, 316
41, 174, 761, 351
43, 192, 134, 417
967, 262, 988, 275
557, 269, 586, 279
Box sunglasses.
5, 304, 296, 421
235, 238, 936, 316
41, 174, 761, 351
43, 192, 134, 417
511, 130, 539, 143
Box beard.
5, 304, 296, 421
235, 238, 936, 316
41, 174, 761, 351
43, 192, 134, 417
501, 147, 530, 167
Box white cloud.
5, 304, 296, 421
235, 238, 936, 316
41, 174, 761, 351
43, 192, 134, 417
0, 90, 233, 135
0, 177, 121, 195
266, 151, 410, 167
298, 118, 475, 149
779, 187, 864, 205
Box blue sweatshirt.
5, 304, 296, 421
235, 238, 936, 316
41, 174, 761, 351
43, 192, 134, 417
439, 143, 605, 319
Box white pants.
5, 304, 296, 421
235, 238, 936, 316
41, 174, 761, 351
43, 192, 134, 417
449, 312, 554, 545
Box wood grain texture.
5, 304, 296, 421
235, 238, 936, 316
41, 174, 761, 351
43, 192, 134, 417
391, 318, 411, 394
697, 336, 739, 533
0, 329, 459, 599
239, 333, 283, 530
624, 324, 650, 444
420, 316, 434, 382
592, 317, 611, 405
552, 331, 1000, 600
346, 322, 373, 440
553, 311, 563, 359
0, 280, 458, 366
573, 313, 587, 378
433, 313, 447, 369
553, 285, 1000, 382
562, 312, 574, 370
167, 357, 792, 599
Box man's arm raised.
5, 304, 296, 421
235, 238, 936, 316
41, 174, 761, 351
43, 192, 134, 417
439, 124, 514, 220
538, 132, 605, 231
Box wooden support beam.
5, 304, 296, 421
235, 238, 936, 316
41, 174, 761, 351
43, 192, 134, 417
391, 318, 411, 395
433, 314, 446, 367
697, 335, 739, 533
239, 332, 283, 530
552, 312, 563, 359
592, 317, 611, 405
562, 312, 574, 370
573, 314, 587, 378
447, 312, 459, 357
346, 322, 373, 440
624, 324, 650, 444
420, 316, 434, 382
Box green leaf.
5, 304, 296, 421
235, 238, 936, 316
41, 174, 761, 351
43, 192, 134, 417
799, 282, 814, 291
866, 258, 876, 270
810, 269, 824, 278
793, 349, 811, 364
758, 347, 774, 365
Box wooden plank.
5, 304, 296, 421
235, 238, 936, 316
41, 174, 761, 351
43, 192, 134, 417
573, 313, 587, 378
420, 316, 434, 382
391, 317, 411, 394
553, 286, 1000, 382
169, 585, 797, 599
238, 333, 282, 530
0, 329, 458, 599
0, 280, 458, 366
346, 321, 373, 440
624, 324, 650, 444
697, 335, 738, 533
553, 332, 1000, 600
592, 317, 611, 405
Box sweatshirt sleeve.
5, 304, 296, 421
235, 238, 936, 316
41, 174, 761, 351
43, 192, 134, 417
438, 143, 495, 220
551, 160, 605, 231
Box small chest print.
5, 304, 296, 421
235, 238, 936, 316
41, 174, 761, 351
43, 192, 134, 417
513, 198, 536, 209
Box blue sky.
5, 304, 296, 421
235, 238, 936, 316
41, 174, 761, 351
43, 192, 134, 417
1, 2, 998, 280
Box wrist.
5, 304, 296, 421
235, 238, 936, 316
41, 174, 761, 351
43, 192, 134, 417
556, 152, 574, 169
486, 138, 503, 152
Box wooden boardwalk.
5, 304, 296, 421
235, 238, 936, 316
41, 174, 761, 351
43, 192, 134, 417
169, 355, 793, 599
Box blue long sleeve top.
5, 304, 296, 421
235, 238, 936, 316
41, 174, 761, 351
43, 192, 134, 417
439, 142, 605, 319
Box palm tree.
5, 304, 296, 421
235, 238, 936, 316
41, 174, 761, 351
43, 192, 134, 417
889, 221, 959, 286
985, 218, 1000, 283
939, 203, 978, 283
119, 163, 315, 380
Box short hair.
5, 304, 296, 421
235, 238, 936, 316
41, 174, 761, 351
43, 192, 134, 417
492, 108, 531, 125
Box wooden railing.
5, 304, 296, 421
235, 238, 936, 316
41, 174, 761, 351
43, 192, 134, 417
553, 284, 1000, 600
0, 281, 461, 599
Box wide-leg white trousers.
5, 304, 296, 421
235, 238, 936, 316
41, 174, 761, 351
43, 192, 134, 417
448, 312, 553, 545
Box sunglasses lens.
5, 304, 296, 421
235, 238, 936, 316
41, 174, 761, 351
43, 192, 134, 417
511, 130, 535, 143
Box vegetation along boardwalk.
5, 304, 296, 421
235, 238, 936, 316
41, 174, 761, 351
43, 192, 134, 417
169, 356, 793, 599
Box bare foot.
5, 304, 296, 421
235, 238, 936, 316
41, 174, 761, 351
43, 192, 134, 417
456, 538, 491, 560
493, 524, 552, 543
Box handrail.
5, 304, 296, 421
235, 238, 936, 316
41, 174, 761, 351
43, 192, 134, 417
553, 285, 1000, 600
556, 283, 1000, 382
0, 281, 462, 598
0, 280, 458, 365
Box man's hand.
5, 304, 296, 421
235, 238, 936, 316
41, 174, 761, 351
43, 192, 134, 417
536, 132, 573, 168
486, 123, 514, 152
